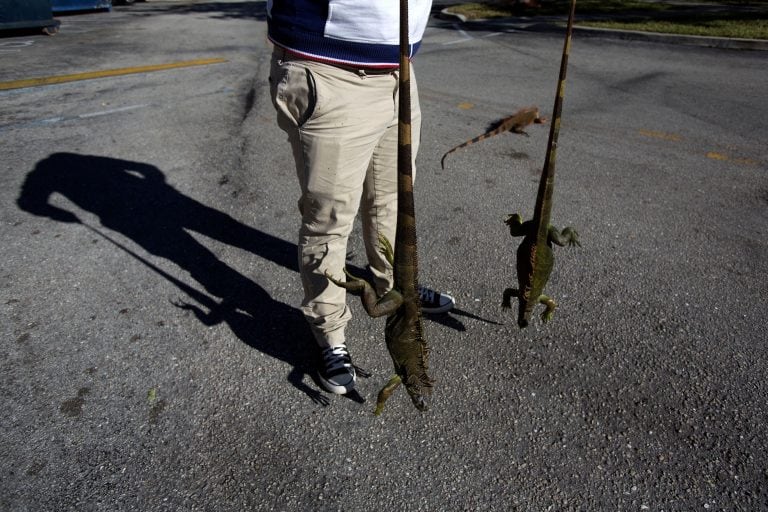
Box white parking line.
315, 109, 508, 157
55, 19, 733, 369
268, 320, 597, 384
37, 103, 149, 124
1, 84, 235, 132
0, 104, 150, 132
77, 104, 150, 118
440, 24, 505, 45
0, 40, 35, 53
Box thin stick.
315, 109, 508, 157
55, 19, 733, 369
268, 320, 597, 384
533, 0, 577, 237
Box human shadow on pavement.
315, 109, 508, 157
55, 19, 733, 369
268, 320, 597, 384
16, 152, 363, 406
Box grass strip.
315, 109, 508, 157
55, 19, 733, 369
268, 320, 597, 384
446, 0, 672, 19
445, 1, 768, 39
579, 17, 768, 39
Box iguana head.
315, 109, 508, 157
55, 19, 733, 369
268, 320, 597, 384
408, 393, 429, 411
404, 371, 433, 412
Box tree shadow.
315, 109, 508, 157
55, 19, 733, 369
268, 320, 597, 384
16, 152, 359, 406
126, 0, 267, 20
432, 0, 768, 35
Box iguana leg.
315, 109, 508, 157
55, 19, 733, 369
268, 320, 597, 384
326, 269, 403, 318
374, 375, 402, 416
548, 225, 581, 247
505, 213, 526, 237
538, 295, 557, 323
326, 268, 369, 294
502, 287, 519, 308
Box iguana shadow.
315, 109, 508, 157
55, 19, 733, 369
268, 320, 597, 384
16, 152, 349, 406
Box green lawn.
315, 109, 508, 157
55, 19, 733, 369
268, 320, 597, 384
579, 17, 768, 39
445, 1, 768, 39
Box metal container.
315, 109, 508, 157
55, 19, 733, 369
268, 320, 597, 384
0, 0, 60, 34
51, 0, 111, 13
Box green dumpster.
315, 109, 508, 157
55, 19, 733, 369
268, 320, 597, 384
0, 0, 60, 34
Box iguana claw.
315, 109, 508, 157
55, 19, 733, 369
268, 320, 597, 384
377, 233, 395, 266
562, 227, 581, 247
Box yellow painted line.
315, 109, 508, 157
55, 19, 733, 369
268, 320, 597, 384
639, 129, 682, 142
734, 157, 759, 166
457, 102, 475, 110
0, 58, 227, 91
706, 151, 729, 161
705, 152, 760, 166
638, 128, 762, 167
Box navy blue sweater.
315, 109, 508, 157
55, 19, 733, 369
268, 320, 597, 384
267, 0, 432, 68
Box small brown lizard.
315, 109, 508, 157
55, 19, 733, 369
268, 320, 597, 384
440, 106, 546, 169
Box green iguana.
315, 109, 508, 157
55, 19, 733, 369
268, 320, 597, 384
326, 0, 433, 415
440, 106, 546, 169
501, 0, 580, 328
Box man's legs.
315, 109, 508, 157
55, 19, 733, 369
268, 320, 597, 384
270, 51, 399, 349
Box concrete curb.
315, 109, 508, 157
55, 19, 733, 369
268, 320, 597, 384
437, 8, 768, 51
571, 25, 768, 51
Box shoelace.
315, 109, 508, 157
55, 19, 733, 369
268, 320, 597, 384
323, 345, 352, 371
419, 287, 436, 304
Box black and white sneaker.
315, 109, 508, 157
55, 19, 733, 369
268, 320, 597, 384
418, 285, 455, 314
318, 344, 356, 394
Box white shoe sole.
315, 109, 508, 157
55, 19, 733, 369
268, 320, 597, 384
318, 374, 356, 394
421, 296, 456, 314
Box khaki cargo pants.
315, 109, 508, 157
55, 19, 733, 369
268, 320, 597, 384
269, 47, 421, 348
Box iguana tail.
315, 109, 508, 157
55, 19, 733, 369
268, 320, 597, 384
440, 123, 509, 169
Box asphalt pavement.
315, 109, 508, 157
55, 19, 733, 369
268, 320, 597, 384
1, 1, 767, 510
